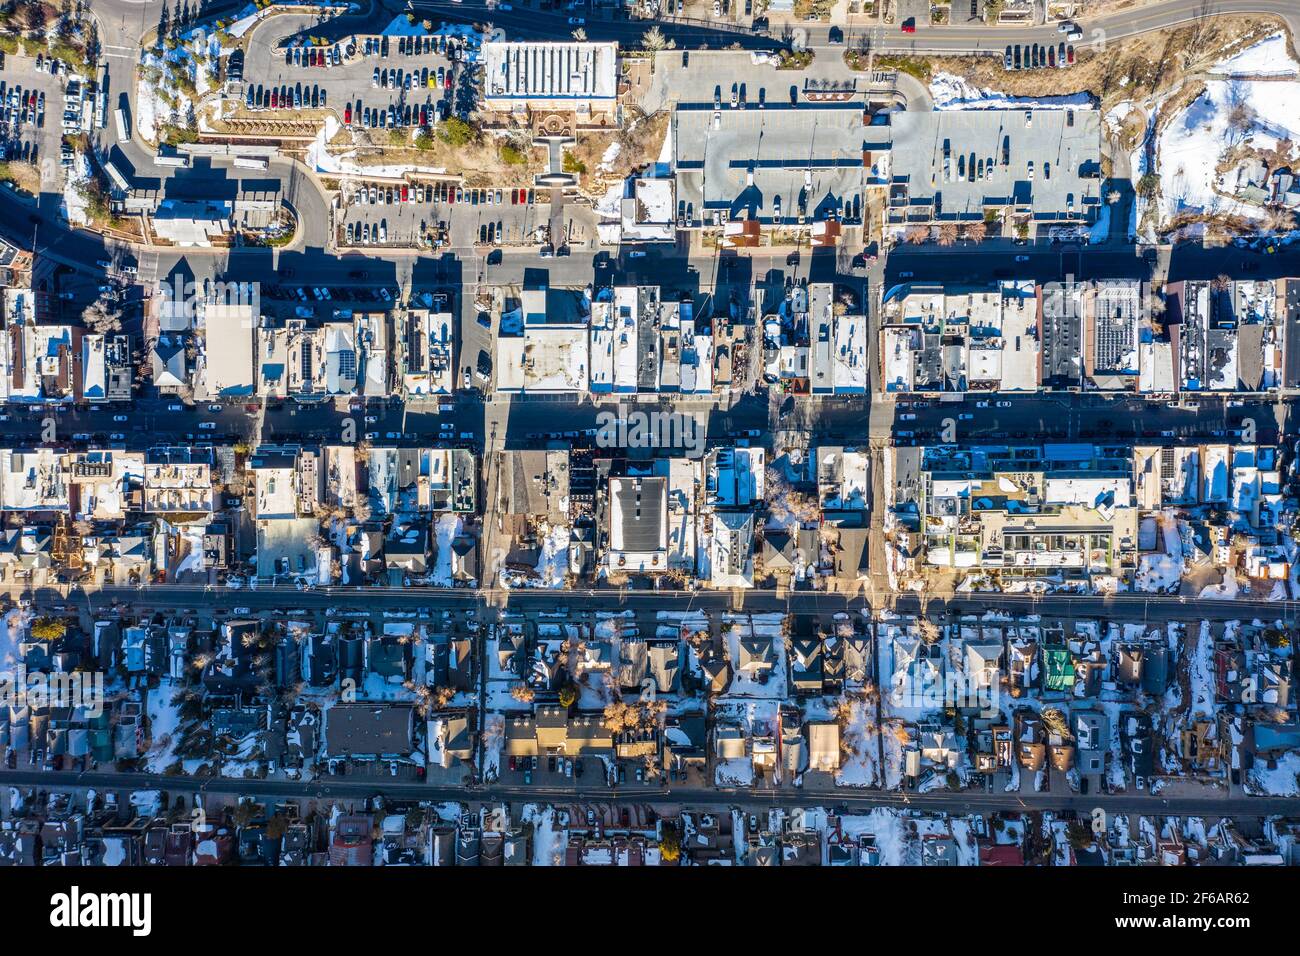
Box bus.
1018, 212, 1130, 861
113, 107, 128, 142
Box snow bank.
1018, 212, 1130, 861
61, 154, 92, 226
929, 72, 1095, 111
1212, 32, 1300, 78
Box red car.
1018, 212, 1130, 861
901, 18, 916, 33
344, 103, 352, 124
270, 90, 278, 108
444, 70, 452, 89
309, 49, 317, 66
401, 184, 409, 202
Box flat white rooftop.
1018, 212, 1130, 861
482, 41, 618, 102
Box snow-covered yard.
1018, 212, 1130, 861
834, 695, 881, 789
144, 681, 183, 773
1145, 34, 1300, 232
1245, 750, 1300, 796
1135, 515, 1185, 593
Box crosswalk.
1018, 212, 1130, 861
100, 44, 137, 61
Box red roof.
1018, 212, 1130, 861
979, 844, 1025, 867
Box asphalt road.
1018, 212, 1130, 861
412, 0, 1300, 56
7, 582, 1294, 625
0, 767, 1290, 816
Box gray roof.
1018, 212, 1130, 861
324, 703, 415, 757
611, 476, 667, 554
674, 102, 868, 223
888, 108, 1101, 222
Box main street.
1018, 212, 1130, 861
4, 581, 1294, 625
412, 0, 1300, 55
0, 766, 1290, 815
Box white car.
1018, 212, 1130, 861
568, 16, 585, 24
198, 422, 216, 430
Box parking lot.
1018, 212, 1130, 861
0, 48, 81, 192
240, 16, 470, 134
337, 182, 552, 249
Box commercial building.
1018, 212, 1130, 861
481, 41, 619, 125
673, 101, 872, 239
884, 108, 1102, 237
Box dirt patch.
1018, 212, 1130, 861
567, 109, 669, 193
345, 134, 546, 186
901, 15, 1283, 112
0, 160, 41, 197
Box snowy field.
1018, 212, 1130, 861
1139, 34, 1300, 232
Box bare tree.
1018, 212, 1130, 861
904, 224, 929, 245
937, 222, 959, 246
82, 297, 123, 333
641, 26, 673, 53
